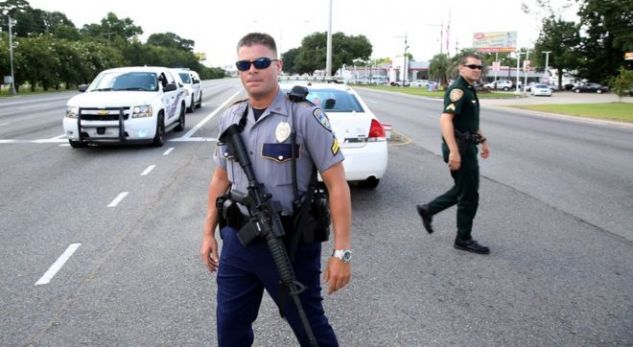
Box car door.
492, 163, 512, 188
161, 71, 179, 121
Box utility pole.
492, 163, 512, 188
325, 0, 333, 79
515, 50, 524, 94
542, 50, 551, 84
7, 14, 17, 95
403, 33, 409, 86
523, 49, 530, 93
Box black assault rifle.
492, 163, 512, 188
218, 123, 319, 347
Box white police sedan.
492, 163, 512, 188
281, 82, 388, 188
531, 83, 553, 97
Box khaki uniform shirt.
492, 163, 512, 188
214, 89, 344, 214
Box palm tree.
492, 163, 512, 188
429, 53, 450, 88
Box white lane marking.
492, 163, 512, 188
0, 122, 10, 126
32, 138, 67, 144
59, 144, 70, 147
141, 164, 156, 176
0, 139, 18, 143
51, 133, 67, 140
35, 243, 81, 285
107, 192, 129, 207
169, 137, 217, 142
177, 90, 242, 139
163, 147, 174, 156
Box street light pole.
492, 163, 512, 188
325, 0, 333, 79
515, 50, 524, 94
403, 33, 408, 86
542, 50, 551, 84
7, 15, 17, 95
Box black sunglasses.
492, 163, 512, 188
235, 57, 277, 71
464, 64, 484, 70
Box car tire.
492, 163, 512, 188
187, 95, 194, 113
359, 177, 380, 189
68, 139, 87, 148
152, 113, 165, 147
174, 104, 186, 132
503, 87, 509, 91
196, 92, 202, 108
575, 89, 580, 93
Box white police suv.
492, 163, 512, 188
172, 68, 202, 112
63, 66, 186, 148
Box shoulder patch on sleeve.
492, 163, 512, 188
313, 108, 332, 131
331, 137, 340, 155
446, 103, 456, 112
449, 89, 464, 102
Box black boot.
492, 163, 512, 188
454, 237, 490, 254
416, 204, 434, 234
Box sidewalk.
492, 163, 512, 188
480, 91, 633, 106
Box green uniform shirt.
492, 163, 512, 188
443, 75, 480, 133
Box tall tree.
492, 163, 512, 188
146, 32, 194, 52
533, 15, 581, 88
292, 32, 372, 75
280, 47, 300, 74
429, 53, 450, 87
80, 12, 142, 46
577, 0, 633, 83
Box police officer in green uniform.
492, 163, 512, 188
199, 32, 352, 346
416, 53, 491, 254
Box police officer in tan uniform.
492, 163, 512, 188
200, 32, 352, 346
417, 53, 491, 254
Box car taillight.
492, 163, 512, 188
368, 119, 385, 141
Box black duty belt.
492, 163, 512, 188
454, 129, 486, 145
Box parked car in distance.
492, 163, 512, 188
531, 84, 553, 97
64, 66, 186, 148
172, 68, 202, 112
280, 82, 389, 189
572, 82, 609, 94
484, 80, 520, 91
409, 79, 429, 87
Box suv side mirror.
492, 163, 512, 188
163, 83, 177, 92
78, 84, 88, 92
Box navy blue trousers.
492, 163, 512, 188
216, 226, 338, 347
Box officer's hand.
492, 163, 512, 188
324, 257, 351, 294
200, 234, 219, 273
480, 142, 490, 159
448, 151, 461, 171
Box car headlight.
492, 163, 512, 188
131, 105, 152, 118
66, 106, 79, 118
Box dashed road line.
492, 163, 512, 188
163, 147, 174, 156
107, 192, 129, 207
176, 90, 241, 140
141, 165, 156, 176
35, 243, 81, 286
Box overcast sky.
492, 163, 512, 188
28, 0, 579, 68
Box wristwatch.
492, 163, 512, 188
332, 249, 352, 263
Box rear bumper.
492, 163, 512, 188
340, 141, 388, 181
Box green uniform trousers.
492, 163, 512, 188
428, 141, 479, 239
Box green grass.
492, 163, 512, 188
512, 103, 633, 122
355, 84, 521, 99
0, 84, 75, 97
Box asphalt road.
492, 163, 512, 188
1, 80, 631, 346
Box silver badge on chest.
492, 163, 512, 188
275, 122, 291, 143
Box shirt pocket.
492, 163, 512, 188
260, 143, 300, 186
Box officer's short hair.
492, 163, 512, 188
460, 53, 482, 65
237, 33, 278, 58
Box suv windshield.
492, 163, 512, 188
90, 72, 158, 92
178, 72, 192, 84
